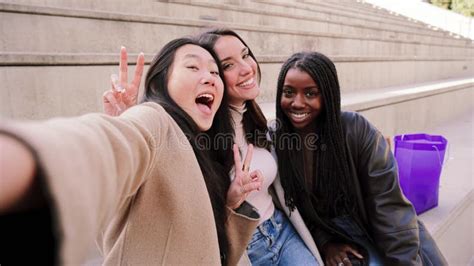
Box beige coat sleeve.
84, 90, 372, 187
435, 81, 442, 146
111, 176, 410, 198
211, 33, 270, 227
225, 202, 260, 266
0, 102, 174, 264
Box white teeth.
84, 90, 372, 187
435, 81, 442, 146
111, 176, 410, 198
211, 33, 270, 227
290, 112, 309, 118
197, 93, 214, 101
238, 78, 254, 87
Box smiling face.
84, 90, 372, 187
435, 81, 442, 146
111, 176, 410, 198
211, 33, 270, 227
280, 67, 324, 131
167, 44, 224, 131
213, 35, 260, 106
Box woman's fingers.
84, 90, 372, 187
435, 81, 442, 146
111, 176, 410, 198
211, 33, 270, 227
240, 170, 263, 194
342, 256, 352, 266
324, 242, 361, 266
103, 46, 141, 116
242, 180, 262, 194
345, 246, 364, 259
131, 52, 145, 91
103, 90, 123, 113
232, 144, 242, 175
249, 169, 263, 180
111, 73, 124, 93
249, 170, 263, 191
119, 46, 128, 88
328, 256, 351, 266
242, 144, 253, 172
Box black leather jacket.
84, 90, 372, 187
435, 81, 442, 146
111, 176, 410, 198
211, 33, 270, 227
310, 112, 446, 265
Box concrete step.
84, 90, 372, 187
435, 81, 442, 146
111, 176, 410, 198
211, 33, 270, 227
219, 0, 460, 41
415, 110, 473, 266
260, 77, 474, 136
312, 0, 420, 24
1, 3, 471, 57
169, 0, 467, 47
252, 0, 456, 39
304, 0, 458, 40
255, 55, 473, 100
1, 52, 471, 117
1, 0, 463, 43
301, 0, 415, 21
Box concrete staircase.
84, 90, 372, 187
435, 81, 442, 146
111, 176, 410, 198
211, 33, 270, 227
0, 0, 472, 264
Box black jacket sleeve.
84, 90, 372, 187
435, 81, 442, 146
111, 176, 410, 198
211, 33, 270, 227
311, 225, 338, 250
349, 112, 422, 266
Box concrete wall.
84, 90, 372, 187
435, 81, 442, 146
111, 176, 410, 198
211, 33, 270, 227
1, 1, 472, 121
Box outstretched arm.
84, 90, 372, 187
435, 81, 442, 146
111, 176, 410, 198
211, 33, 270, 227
0, 134, 36, 213
0, 102, 170, 264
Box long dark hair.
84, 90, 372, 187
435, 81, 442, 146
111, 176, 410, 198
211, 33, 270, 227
196, 28, 271, 150
142, 37, 233, 260
275, 52, 359, 219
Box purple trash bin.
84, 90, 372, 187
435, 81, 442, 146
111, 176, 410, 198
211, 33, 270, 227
394, 133, 448, 215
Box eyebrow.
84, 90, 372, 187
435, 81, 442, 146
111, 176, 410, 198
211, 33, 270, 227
283, 85, 319, 90
183, 53, 216, 64
220, 47, 248, 62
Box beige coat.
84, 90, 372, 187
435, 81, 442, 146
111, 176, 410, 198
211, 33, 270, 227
2, 102, 258, 265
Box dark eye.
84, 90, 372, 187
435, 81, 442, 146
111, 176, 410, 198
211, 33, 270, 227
305, 90, 320, 98
211, 70, 219, 76
282, 88, 294, 97
222, 63, 233, 71
187, 66, 199, 71
243, 53, 250, 59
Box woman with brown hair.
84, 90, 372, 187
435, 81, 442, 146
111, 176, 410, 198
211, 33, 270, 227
103, 29, 322, 265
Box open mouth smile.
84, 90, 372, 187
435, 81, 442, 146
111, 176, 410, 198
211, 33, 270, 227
237, 77, 255, 88
195, 93, 215, 115
289, 111, 310, 121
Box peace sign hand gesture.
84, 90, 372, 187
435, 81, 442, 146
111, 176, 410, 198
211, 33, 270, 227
226, 144, 264, 210
103, 46, 145, 116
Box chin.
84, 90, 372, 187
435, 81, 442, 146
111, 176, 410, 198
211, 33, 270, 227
196, 120, 212, 131
250, 87, 260, 99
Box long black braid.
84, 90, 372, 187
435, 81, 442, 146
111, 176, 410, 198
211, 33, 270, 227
275, 52, 359, 219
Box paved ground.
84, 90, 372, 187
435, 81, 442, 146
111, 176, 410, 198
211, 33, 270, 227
417, 108, 473, 265
418, 109, 473, 230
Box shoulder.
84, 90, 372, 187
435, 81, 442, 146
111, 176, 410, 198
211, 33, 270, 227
341, 111, 370, 128
341, 111, 378, 134
125, 102, 168, 118
340, 111, 382, 152
120, 102, 175, 128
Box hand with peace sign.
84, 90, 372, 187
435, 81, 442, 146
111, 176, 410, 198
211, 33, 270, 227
103, 46, 145, 116
226, 144, 264, 210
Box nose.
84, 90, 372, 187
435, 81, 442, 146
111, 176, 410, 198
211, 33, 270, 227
291, 93, 305, 109
201, 72, 216, 87
239, 60, 253, 76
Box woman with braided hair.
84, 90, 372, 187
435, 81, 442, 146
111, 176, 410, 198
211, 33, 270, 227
274, 51, 447, 266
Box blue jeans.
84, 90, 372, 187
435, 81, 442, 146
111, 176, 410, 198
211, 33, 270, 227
247, 209, 319, 265
331, 216, 383, 266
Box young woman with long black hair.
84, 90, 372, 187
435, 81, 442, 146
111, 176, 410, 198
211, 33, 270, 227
0, 37, 263, 265
274, 51, 447, 266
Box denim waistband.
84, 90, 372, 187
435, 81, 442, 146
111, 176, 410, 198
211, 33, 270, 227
251, 209, 285, 242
